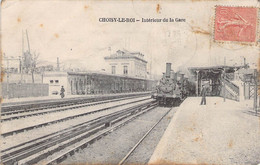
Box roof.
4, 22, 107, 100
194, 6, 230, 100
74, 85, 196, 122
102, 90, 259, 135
44, 70, 155, 81
238, 68, 255, 74
104, 49, 147, 63
44, 71, 67, 77
67, 71, 154, 81
188, 65, 245, 74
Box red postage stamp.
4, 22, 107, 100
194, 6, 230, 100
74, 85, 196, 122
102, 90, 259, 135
214, 6, 258, 43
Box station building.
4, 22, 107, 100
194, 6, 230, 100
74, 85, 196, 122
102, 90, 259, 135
43, 71, 156, 96
43, 72, 68, 96
42, 50, 156, 96
104, 49, 148, 79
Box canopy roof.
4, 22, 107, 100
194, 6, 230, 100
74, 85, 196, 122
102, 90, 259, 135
188, 65, 245, 75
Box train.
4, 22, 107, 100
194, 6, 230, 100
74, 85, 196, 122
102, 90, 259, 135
152, 63, 196, 106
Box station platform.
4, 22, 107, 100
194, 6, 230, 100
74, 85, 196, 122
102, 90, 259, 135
149, 97, 260, 165
1, 92, 151, 106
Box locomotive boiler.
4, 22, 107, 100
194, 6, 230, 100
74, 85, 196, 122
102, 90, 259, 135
152, 63, 194, 106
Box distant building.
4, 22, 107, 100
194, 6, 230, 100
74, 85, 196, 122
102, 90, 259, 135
104, 49, 148, 78
42, 70, 156, 96
43, 71, 68, 96
35, 65, 54, 73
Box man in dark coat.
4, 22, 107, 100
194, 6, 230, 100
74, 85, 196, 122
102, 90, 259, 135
200, 85, 206, 105
60, 86, 65, 98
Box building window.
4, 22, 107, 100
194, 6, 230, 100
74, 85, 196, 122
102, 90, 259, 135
50, 80, 54, 83
123, 66, 128, 75
55, 80, 59, 83
112, 66, 116, 74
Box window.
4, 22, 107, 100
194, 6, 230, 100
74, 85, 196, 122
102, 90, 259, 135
112, 66, 116, 74
50, 80, 54, 83
123, 66, 128, 75
55, 80, 59, 83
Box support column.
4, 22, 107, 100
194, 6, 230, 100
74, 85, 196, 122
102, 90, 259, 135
223, 70, 226, 102
196, 70, 199, 96
253, 69, 258, 113
223, 57, 226, 102
239, 81, 245, 102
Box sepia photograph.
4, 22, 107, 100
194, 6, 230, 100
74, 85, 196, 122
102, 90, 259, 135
0, 0, 259, 164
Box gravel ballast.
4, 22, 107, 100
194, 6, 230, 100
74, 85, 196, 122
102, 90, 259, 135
1, 96, 151, 150
64, 106, 177, 164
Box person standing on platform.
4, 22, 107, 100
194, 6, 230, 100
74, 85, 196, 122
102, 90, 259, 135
60, 86, 65, 98
200, 85, 207, 105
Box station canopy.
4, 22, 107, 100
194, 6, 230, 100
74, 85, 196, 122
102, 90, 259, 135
188, 65, 244, 75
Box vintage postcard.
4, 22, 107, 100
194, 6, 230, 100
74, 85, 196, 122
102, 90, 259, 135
1, 0, 259, 164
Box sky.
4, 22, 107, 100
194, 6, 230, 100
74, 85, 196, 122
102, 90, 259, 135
1, 0, 259, 75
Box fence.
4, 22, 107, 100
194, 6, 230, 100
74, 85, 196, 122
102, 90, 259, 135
1, 83, 49, 99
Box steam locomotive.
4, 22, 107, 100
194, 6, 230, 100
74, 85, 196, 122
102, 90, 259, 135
152, 63, 195, 106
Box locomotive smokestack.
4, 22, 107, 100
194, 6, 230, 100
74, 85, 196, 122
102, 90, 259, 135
170, 71, 175, 79
162, 73, 166, 79
174, 72, 178, 80
180, 74, 184, 81
166, 63, 171, 78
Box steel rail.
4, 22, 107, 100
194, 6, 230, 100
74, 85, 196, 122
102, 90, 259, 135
45, 103, 158, 165
1, 96, 150, 122
1, 93, 150, 115
1, 101, 157, 165
1, 92, 151, 113
118, 107, 172, 165
1, 100, 153, 153
1, 98, 151, 137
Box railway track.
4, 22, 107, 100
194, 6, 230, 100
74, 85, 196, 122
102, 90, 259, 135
1, 101, 158, 165
118, 107, 172, 165
1, 95, 150, 122
1, 97, 151, 137
1, 92, 150, 114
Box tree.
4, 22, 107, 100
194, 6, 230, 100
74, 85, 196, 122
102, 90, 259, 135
22, 50, 40, 83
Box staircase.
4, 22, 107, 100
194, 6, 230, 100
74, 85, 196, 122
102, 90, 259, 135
220, 78, 240, 101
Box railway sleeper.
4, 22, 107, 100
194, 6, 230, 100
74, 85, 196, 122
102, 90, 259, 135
45, 104, 157, 165
22, 126, 105, 165
1, 94, 149, 119
5, 103, 152, 164
3, 103, 95, 122
2, 100, 154, 162
1, 93, 150, 114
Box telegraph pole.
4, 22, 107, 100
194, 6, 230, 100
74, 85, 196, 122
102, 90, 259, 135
26, 29, 31, 53
57, 57, 60, 71
26, 29, 35, 83
21, 31, 24, 83
108, 47, 111, 56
